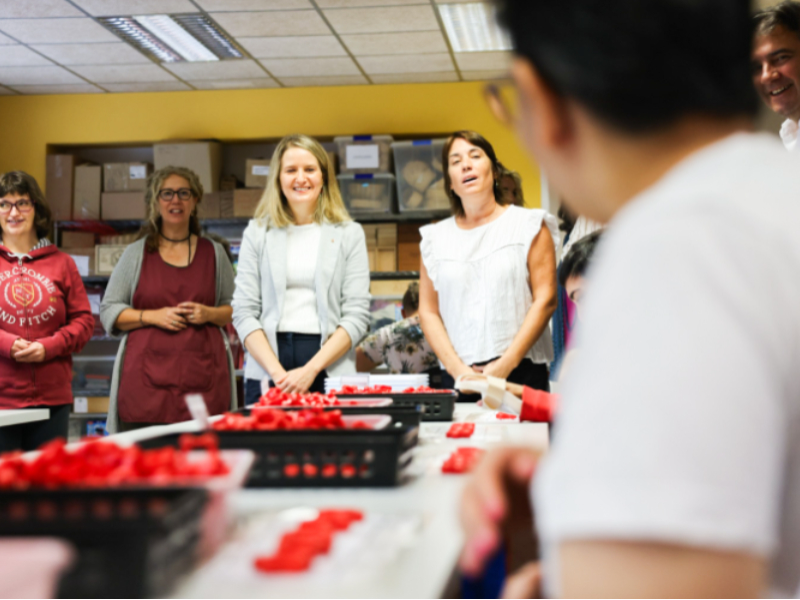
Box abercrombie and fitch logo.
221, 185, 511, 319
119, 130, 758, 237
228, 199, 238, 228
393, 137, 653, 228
0, 265, 58, 326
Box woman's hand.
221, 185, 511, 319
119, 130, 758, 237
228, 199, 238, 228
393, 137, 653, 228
10, 338, 30, 360
480, 357, 515, 380
178, 302, 211, 326
275, 364, 320, 394
145, 307, 188, 332
14, 341, 46, 363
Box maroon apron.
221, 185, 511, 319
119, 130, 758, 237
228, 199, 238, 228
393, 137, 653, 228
118, 238, 230, 423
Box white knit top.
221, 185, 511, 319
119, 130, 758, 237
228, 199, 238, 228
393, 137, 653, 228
420, 205, 559, 366
278, 223, 321, 334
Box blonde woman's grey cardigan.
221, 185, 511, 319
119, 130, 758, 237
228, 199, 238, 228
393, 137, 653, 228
99, 237, 237, 434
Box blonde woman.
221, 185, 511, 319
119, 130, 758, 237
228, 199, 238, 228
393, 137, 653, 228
100, 166, 236, 432
232, 134, 370, 404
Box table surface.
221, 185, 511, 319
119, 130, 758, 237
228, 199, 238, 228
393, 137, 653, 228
110, 404, 549, 599
0, 409, 49, 428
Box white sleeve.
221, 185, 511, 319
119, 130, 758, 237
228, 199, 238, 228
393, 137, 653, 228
535, 211, 792, 560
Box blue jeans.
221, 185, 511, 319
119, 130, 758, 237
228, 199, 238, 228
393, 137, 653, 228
244, 332, 327, 406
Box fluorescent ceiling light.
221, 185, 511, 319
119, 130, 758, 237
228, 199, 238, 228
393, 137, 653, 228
100, 14, 244, 63
438, 2, 512, 53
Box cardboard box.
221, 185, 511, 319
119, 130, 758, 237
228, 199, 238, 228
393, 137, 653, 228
95, 244, 130, 275
233, 188, 262, 218
65, 248, 95, 276
370, 279, 415, 296
219, 174, 238, 191
45, 154, 75, 221
398, 242, 421, 272
101, 191, 147, 220
376, 223, 397, 247
73, 396, 110, 414
154, 141, 222, 193
245, 159, 271, 188
376, 247, 396, 272
199, 190, 234, 219
103, 162, 151, 192
72, 164, 102, 220
367, 247, 376, 272
60, 231, 95, 248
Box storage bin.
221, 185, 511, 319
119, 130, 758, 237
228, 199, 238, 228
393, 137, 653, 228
391, 139, 451, 213
71, 355, 114, 394
338, 173, 396, 215
335, 135, 393, 174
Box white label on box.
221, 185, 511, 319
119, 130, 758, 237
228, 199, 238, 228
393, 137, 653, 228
87, 293, 102, 315
74, 396, 88, 413
69, 255, 90, 277
129, 165, 147, 179
346, 144, 380, 169
185, 394, 209, 429
251, 165, 270, 176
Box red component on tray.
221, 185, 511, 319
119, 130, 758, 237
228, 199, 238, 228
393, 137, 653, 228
254, 509, 364, 573
256, 387, 343, 408
335, 384, 394, 395
212, 408, 351, 432
401, 386, 454, 394
496, 412, 517, 420
446, 423, 475, 438
442, 447, 485, 474
0, 436, 229, 490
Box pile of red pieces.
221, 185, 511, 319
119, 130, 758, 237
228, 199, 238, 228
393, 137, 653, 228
446, 423, 475, 438
213, 408, 371, 432
254, 509, 364, 572
257, 388, 343, 408
496, 412, 517, 420
0, 434, 228, 490
336, 385, 452, 394
442, 447, 484, 474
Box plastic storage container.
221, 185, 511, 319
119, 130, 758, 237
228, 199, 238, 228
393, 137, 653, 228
71, 355, 114, 394
338, 173, 396, 215
392, 139, 451, 213
335, 135, 394, 174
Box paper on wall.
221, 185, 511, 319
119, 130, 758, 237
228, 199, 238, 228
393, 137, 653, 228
251, 165, 270, 176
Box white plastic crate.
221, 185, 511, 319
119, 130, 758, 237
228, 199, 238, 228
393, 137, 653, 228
391, 139, 451, 213
338, 173, 396, 215
335, 135, 394, 174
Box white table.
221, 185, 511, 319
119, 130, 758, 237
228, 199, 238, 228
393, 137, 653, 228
159, 404, 549, 599
0, 409, 49, 428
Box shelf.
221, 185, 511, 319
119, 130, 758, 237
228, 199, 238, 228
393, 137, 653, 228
72, 389, 111, 397
69, 412, 107, 420
81, 271, 419, 285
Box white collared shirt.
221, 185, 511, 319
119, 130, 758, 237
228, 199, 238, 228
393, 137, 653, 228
779, 118, 799, 151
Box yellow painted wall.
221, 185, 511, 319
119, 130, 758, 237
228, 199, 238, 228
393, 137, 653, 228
0, 81, 541, 207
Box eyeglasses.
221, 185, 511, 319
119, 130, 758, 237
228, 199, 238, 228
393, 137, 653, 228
158, 188, 194, 202
0, 198, 34, 215
483, 79, 519, 127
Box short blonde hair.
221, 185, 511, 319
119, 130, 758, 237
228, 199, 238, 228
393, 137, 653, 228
254, 134, 350, 228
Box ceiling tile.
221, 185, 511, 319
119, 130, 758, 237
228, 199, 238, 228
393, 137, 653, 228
454, 51, 511, 71
239, 36, 347, 58
104, 81, 191, 92
357, 52, 453, 74
69, 0, 197, 16
11, 83, 104, 95
198, 0, 311, 10
212, 11, 330, 37
460, 69, 508, 81
189, 78, 280, 89
323, 5, 438, 34
318, 0, 427, 5
30, 42, 150, 65
260, 56, 360, 77
0, 0, 83, 18
370, 71, 458, 84
279, 75, 368, 86
0, 18, 118, 44
71, 64, 177, 83
0, 32, 13, 44
0, 65, 83, 85
343, 31, 447, 55
164, 60, 267, 80
0, 46, 54, 67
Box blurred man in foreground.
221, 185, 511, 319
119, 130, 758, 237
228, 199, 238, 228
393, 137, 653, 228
463, 0, 800, 597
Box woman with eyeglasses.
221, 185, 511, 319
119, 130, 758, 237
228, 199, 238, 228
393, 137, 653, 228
100, 166, 236, 432
0, 171, 93, 452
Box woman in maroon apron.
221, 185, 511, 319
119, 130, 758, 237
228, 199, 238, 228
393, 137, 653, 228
100, 166, 236, 431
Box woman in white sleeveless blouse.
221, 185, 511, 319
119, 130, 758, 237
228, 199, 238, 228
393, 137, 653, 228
418, 131, 558, 392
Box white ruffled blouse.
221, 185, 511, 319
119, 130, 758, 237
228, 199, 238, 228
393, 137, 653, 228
420, 205, 559, 366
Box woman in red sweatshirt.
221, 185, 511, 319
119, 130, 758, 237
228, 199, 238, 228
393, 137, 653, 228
0, 171, 93, 452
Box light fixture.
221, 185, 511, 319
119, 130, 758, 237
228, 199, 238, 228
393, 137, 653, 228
438, 2, 512, 53
100, 14, 244, 63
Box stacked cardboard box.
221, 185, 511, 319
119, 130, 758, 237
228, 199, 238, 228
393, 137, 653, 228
61, 231, 96, 276
363, 223, 397, 272
73, 165, 102, 220
397, 223, 422, 271
154, 141, 221, 193
101, 162, 151, 220
46, 154, 76, 221
244, 159, 271, 188
233, 188, 262, 218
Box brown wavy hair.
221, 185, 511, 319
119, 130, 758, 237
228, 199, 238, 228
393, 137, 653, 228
0, 171, 52, 240
138, 166, 203, 252
441, 131, 509, 218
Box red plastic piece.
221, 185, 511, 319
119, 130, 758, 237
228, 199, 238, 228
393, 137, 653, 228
446, 423, 475, 438
212, 408, 353, 432
496, 412, 517, 420
441, 447, 484, 474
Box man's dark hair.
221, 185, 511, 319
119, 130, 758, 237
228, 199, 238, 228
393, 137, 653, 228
402, 281, 420, 314
559, 231, 602, 288
754, 1, 800, 39
495, 0, 758, 134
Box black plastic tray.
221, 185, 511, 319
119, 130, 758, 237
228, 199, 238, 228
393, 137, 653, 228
140, 423, 419, 488
334, 392, 456, 421
0, 487, 206, 599
240, 404, 423, 429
